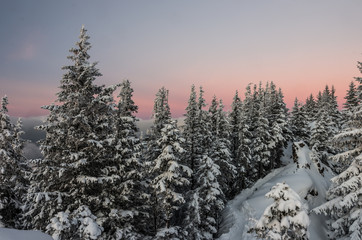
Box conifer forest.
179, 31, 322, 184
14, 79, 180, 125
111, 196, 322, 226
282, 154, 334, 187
0, 27, 361, 240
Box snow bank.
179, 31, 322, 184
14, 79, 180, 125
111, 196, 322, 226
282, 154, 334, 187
219, 141, 334, 240
0, 228, 53, 240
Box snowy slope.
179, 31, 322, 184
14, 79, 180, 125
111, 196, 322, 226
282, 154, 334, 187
0, 228, 53, 240
219, 142, 334, 240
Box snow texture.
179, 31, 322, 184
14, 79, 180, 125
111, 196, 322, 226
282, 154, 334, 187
0, 228, 53, 240
219, 141, 334, 240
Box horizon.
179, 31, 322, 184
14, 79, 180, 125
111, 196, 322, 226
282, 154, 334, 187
4, 80, 352, 120
1, 1, 362, 119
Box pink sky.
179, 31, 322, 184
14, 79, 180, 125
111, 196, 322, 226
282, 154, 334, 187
1, 1, 362, 119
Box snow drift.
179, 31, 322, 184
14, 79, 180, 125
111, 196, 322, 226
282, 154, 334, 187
219, 141, 334, 240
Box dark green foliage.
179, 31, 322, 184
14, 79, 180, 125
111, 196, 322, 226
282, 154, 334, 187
0, 96, 27, 228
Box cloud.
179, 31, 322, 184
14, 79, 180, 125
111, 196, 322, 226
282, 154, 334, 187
9, 42, 36, 60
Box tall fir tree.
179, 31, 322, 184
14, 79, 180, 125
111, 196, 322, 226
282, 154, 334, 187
146, 87, 174, 236
112, 79, 147, 238
268, 85, 290, 168
184, 87, 225, 239
0, 96, 27, 228
330, 85, 342, 132
196, 155, 224, 239
310, 108, 331, 158
150, 120, 191, 239
229, 91, 242, 162
357, 61, 362, 101
343, 81, 359, 114
234, 111, 252, 192
252, 99, 272, 180
303, 94, 318, 123
151, 87, 172, 137
23, 26, 126, 239
290, 98, 309, 143
182, 85, 209, 190
209, 97, 236, 200
314, 69, 362, 240
239, 84, 257, 183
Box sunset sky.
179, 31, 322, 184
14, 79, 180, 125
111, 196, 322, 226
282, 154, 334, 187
1, 0, 362, 119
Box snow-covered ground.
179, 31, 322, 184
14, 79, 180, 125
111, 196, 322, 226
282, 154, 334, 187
0, 228, 52, 240
219, 142, 334, 240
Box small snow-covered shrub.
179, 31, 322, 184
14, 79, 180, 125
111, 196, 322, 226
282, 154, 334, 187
249, 182, 309, 240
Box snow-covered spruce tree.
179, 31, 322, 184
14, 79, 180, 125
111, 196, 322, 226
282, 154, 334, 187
208, 96, 219, 137
268, 85, 290, 168
330, 86, 343, 132
183, 87, 225, 239
303, 94, 318, 123
182, 85, 205, 238
358, 61, 362, 101
310, 106, 333, 164
147, 87, 191, 238
313, 76, 362, 240
146, 87, 175, 236
196, 88, 225, 238
249, 182, 309, 240
238, 84, 259, 183
290, 98, 309, 143
320, 85, 341, 137
182, 85, 204, 190
209, 97, 236, 200
150, 120, 192, 239
241, 82, 289, 181
196, 155, 224, 239
229, 90, 242, 162
145, 87, 172, 166
23, 26, 127, 239
252, 97, 272, 180
343, 81, 359, 116
234, 111, 252, 193
0, 96, 27, 228
111, 79, 147, 238
183, 190, 202, 240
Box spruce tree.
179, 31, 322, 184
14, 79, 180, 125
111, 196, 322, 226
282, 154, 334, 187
195, 87, 225, 238
290, 98, 309, 143
0, 96, 27, 228
209, 97, 236, 200
197, 155, 224, 239
183, 191, 202, 240
357, 61, 362, 101
112, 79, 146, 238
24, 26, 124, 239
303, 94, 317, 123
249, 182, 309, 240
252, 98, 272, 180
240, 84, 258, 182
234, 112, 252, 192
330, 85, 342, 132
182, 85, 209, 190
145, 87, 172, 160
269, 86, 290, 168
150, 120, 191, 239
343, 81, 359, 113
184, 87, 225, 239
313, 73, 362, 240
310, 109, 331, 157
147, 88, 191, 239
182, 85, 200, 190
229, 91, 242, 161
